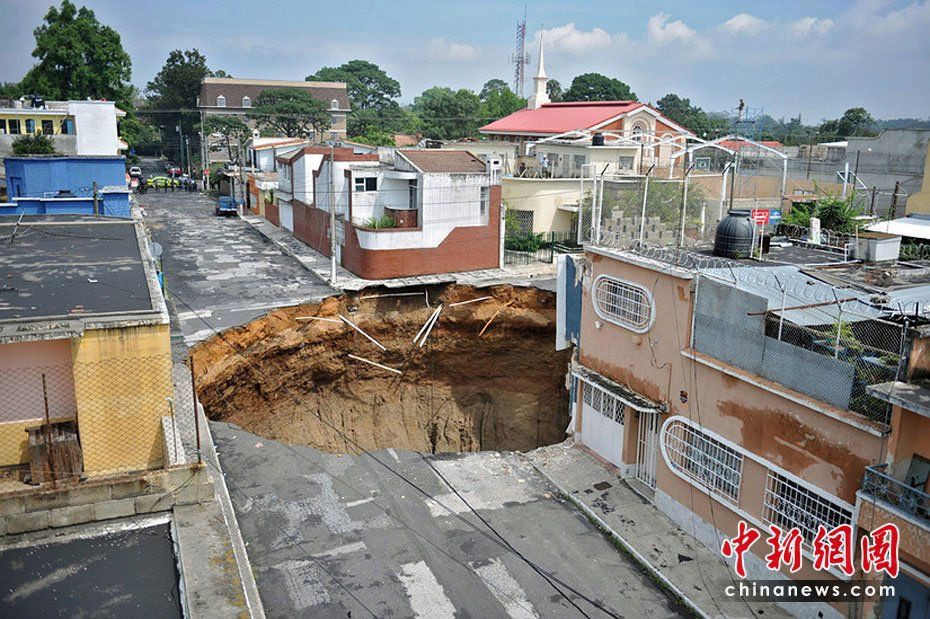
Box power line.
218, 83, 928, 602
167, 286, 628, 618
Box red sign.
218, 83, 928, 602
750, 209, 770, 226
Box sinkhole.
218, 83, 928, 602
193, 284, 573, 454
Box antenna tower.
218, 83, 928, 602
510, 10, 530, 97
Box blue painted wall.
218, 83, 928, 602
0, 191, 131, 218
4, 156, 126, 199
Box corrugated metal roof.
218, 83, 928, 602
699, 265, 883, 326
866, 216, 930, 241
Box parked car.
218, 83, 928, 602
128, 166, 142, 178
146, 175, 179, 189
215, 196, 239, 216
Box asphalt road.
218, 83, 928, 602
137, 179, 333, 344
138, 166, 679, 618
212, 423, 685, 619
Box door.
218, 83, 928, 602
580, 381, 625, 468
279, 202, 294, 231
636, 412, 660, 489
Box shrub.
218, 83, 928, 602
12, 133, 57, 155
365, 214, 396, 229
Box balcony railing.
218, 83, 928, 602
861, 464, 930, 524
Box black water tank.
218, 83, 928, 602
713, 210, 754, 258
592, 132, 605, 146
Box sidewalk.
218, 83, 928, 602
240, 212, 557, 291
525, 441, 791, 619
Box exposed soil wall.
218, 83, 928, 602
193, 285, 572, 455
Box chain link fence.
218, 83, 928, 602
0, 354, 200, 491
763, 308, 905, 424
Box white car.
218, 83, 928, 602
129, 166, 142, 178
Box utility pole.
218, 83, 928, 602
92, 181, 99, 216
678, 161, 695, 247
329, 144, 337, 284
237, 135, 245, 206
200, 109, 207, 190
176, 123, 184, 170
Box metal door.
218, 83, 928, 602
636, 411, 660, 489
580, 382, 624, 469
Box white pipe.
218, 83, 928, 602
348, 354, 402, 375
295, 316, 342, 323
842, 162, 849, 198
418, 305, 443, 348
780, 157, 788, 198
339, 315, 387, 351
449, 296, 493, 307
413, 305, 442, 344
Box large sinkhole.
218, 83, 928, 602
193, 284, 573, 454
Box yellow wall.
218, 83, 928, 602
503, 177, 578, 234
70, 324, 173, 475
0, 113, 71, 135
905, 142, 930, 215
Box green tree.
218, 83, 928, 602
210, 69, 233, 78
655, 93, 727, 136
249, 88, 331, 139
479, 80, 525, 121
562, 73, 636, 102
11, 134, 57, 155
351, 128, 396, 147
19, 1, 132, 107
145, 49, 213, 158
307, 60, 400, 110
412, 87, 481, 140
118, 113, 158, 156
819, 107, 877, 138
0, 82, 22, 99
546, 79, 563, 102
202, 116, 250, 166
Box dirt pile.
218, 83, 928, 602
193, 285, 573, 455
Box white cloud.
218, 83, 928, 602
647, 12, 699, 44
423, 38, 480, 62
720, 13, 768, 36
845, 0, 930, 34
787, 16, 835, 38
534, 23, 614, 54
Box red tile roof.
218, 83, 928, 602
719, 139, 785, 151
479, 101, 645, 136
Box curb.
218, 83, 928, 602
199, 403, 267, 619
523, 457, 710, 619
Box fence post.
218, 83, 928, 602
775, 276, 787, 341
833, 293, 843, 359
190, 355, 202, 463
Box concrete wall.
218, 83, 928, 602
906, 142, 930, 215
0, 339, 76, 466
0, 192, 131, 218
502, 177, 578, 234
4, 156, 126, 198
70, 324, 173, 476
69, 102, 121, 156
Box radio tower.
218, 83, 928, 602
510, 9, 530, 97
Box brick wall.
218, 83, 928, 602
264, 200, 280, 227
292, 199, 332, 256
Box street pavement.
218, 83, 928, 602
138, 188, 333, 344
212, 423, 687, 619
138, 176, 680, 617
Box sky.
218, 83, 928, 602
1, 0, 928, 122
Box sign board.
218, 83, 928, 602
750, 209, 770, 226
769, 209, 782, 224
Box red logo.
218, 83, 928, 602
721, 521, 761, 578
765, 526, 804, 573
861, 523, 900, 578
812, 524, 855, 576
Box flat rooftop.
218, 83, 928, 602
0, 215, 155, 323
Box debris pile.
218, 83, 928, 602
193, 284, 572, 454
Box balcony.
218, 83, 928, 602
861, 464, 930, 525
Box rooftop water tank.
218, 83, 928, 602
592, 132, 605, 146
713, 210, 754, 258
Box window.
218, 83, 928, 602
592, 275, 654, 333
0, 119, 6, 134
632, 125, 645, 142
572, 155, 586, 177
216, 95, 226, 107
618, 156, 635, 171
408, 179, 418, 209
41, 120, 54, 134
241, 96, 251, 108
582, 382, 625, 424
8, 118, 21, 135
663, 420, 743, 504
762, 471, 852, 547
331, 115, 340, 126
354, 177, 377, 192
512, 209, 534, 234
61, 119, 74, 134
25, 119, 35, 134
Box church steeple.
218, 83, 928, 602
527, 35, 550, 110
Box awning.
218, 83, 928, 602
867, 216, 930, 241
